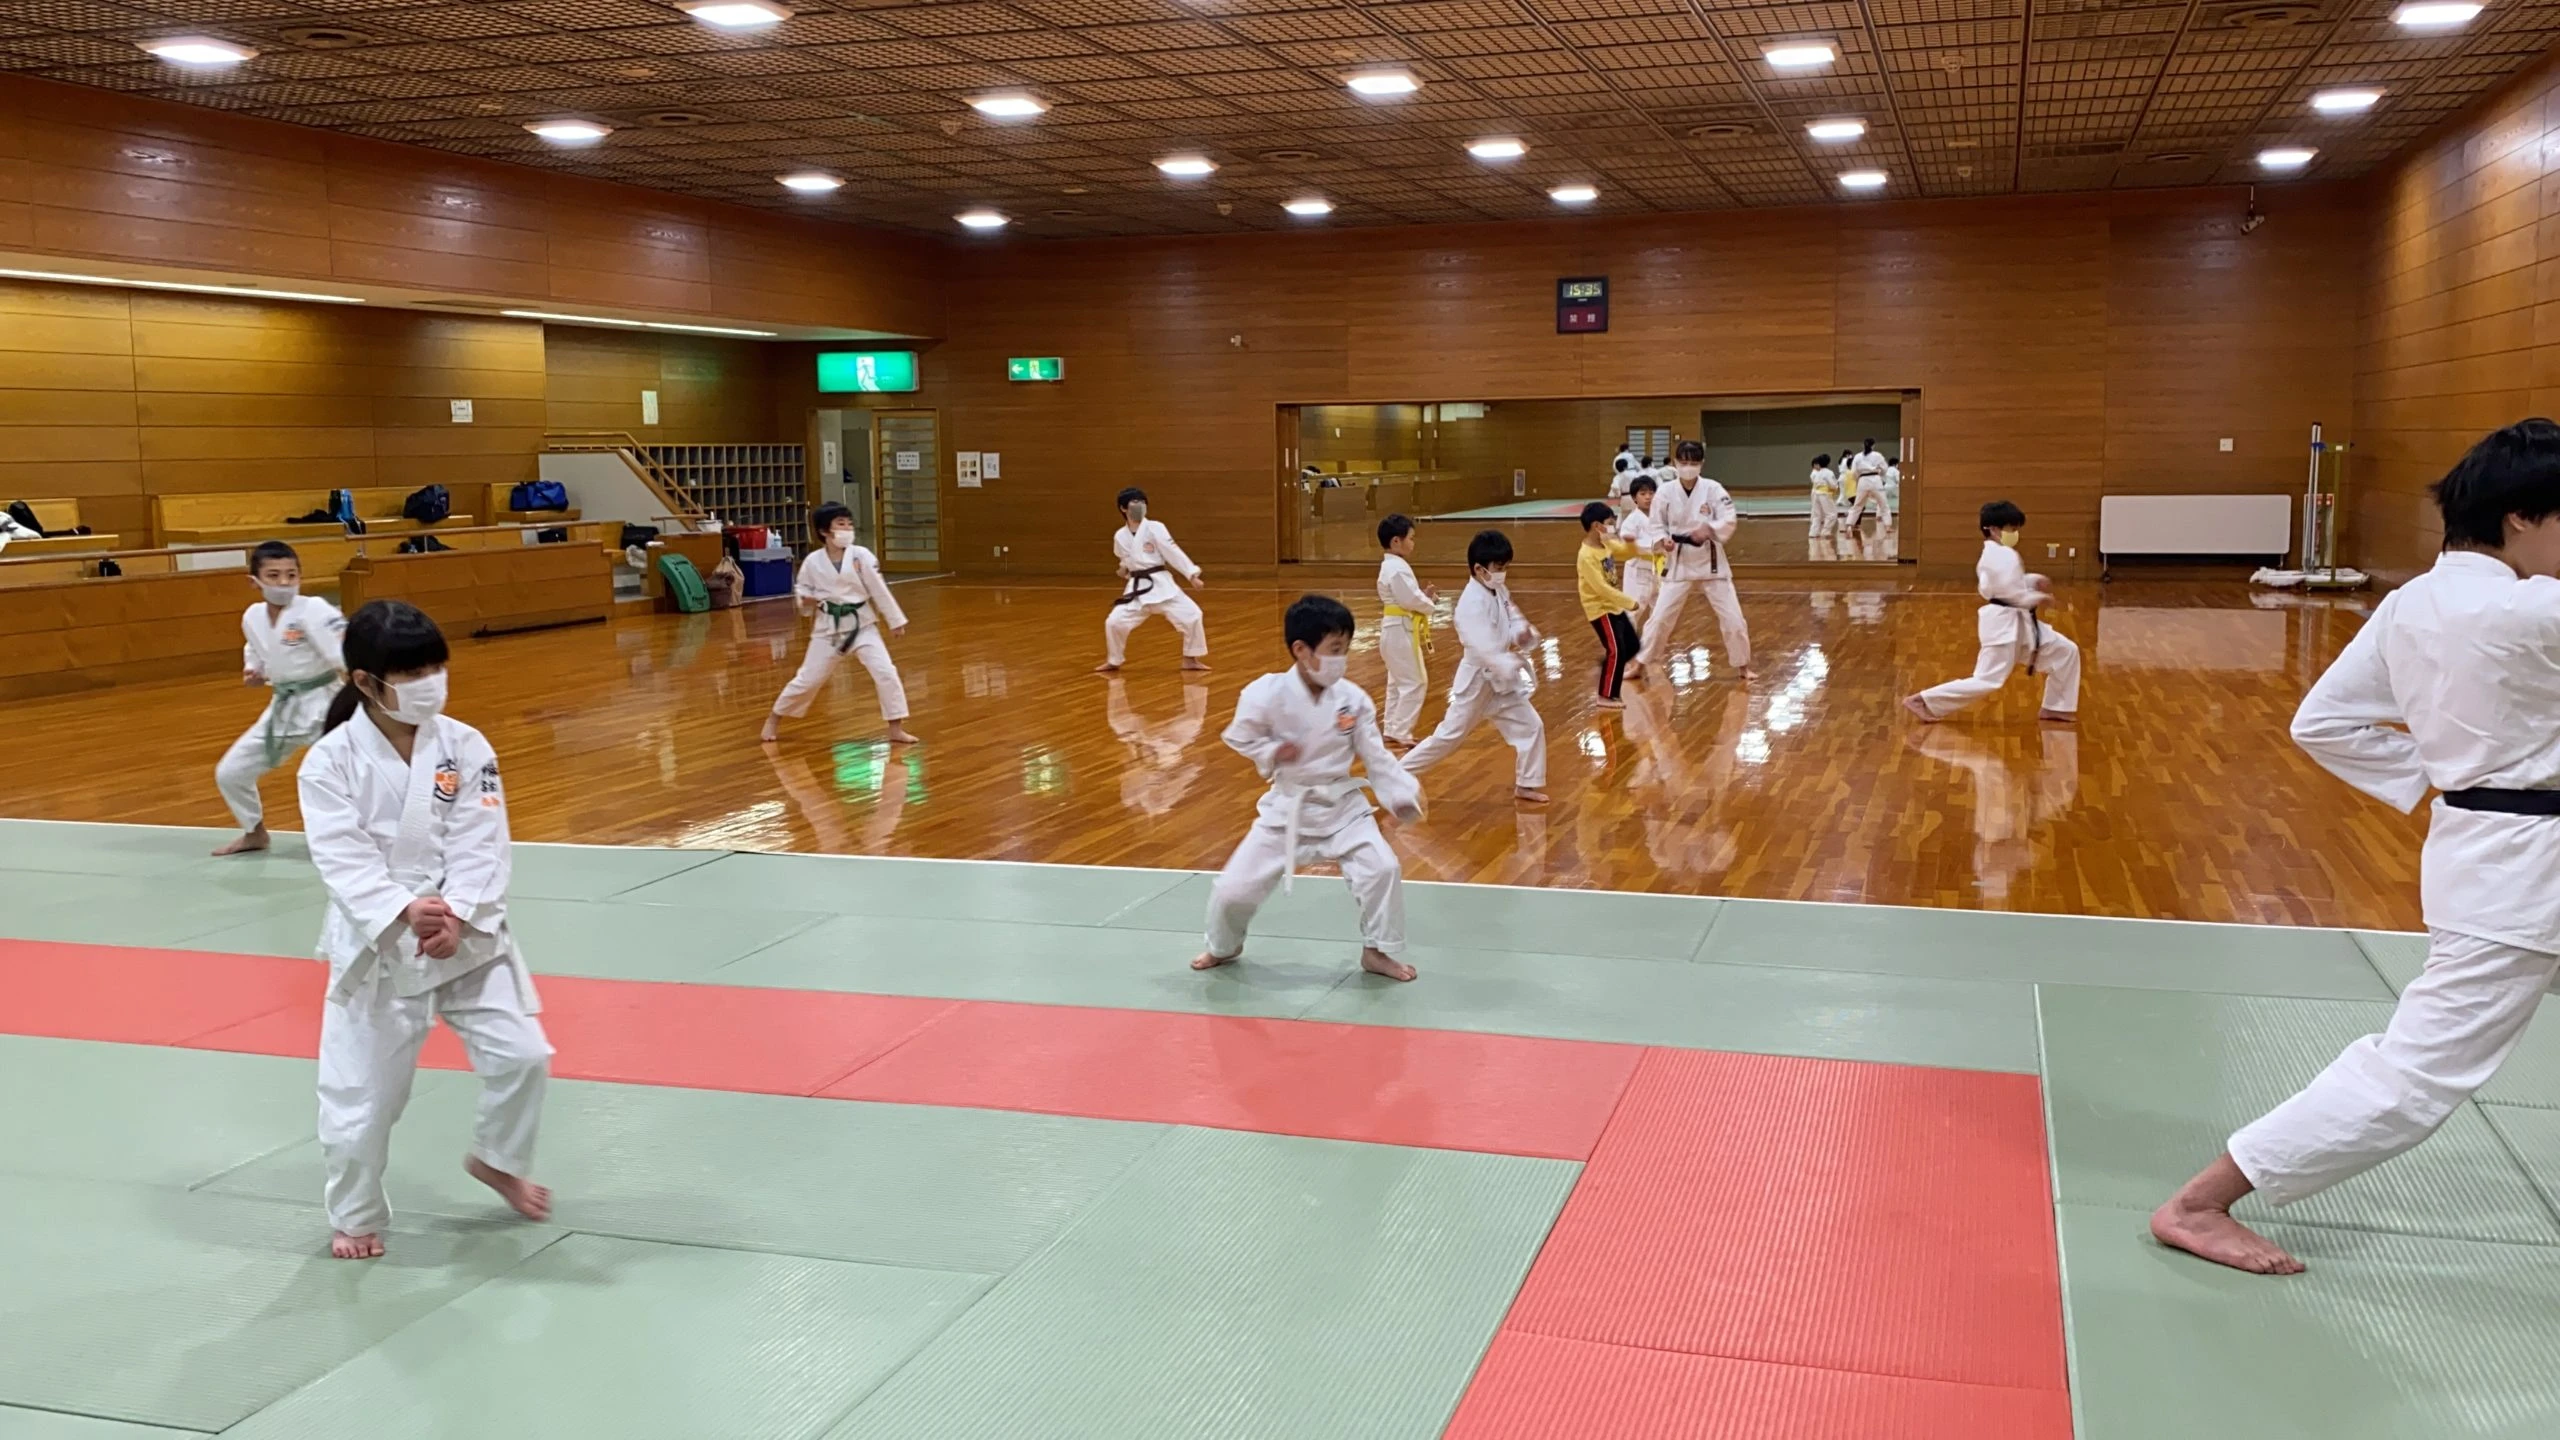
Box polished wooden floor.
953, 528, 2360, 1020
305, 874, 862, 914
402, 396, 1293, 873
0, 573, 2424, 930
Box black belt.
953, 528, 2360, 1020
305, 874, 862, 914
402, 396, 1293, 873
1115, 566, 1168, 607
1670, 533, 1724, 576
1993, 599, 2043, 674
2445, 788, 2560, 815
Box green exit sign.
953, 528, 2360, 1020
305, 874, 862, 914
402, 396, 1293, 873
816, 351, 919, 393
1007, 356, 1064, 382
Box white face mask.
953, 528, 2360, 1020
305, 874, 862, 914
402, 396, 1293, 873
1126, 503, 1147, 524
1306, 653, 1348, 686
1482, 568, 1509, 591
1675, 463, 1701, 481
1994, 529, 2022, 550
826, 527, 854, 550
375, 670, 447, 726
259, 583, 299, 608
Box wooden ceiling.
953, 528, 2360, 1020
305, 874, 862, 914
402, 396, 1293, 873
1, 0, 2549, 236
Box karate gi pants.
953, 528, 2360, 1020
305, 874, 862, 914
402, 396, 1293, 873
1638, 576, 1752, 673
1914, 628, 2081, 717
1379, 615, 1429, 744
773, 624, 908, 722
1624, 563, 1661, 628
319, 957, 551, 1237
1205, 812, 1405, 958
1840, 479, 1888, 529
1104, 593, 1207, 666
1402, 680, 1547, 789
2230, 929, 2559, 1206
1808, 490, 1834, 537
215, 705, 315, 830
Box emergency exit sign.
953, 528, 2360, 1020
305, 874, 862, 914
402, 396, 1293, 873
1007, 356, 1065, 382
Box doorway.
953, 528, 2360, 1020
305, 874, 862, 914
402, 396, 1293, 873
872, 409, 940, 571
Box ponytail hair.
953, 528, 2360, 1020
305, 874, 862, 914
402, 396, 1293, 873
324, 600, 451, 733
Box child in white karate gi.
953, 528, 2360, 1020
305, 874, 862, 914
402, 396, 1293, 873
762, 502, 917, 746
1375, 513, 1439, 747
300, 600, 551, 1260
1193, 594, 1425, 983
1841, 439, 1890, 531
1902, 500, 2080, 724
1097, 486, 1209, 673
1808, 455, 1840, 539
1618, 475, 1671, 638
212, 541, 346, 856
2154, 420, 2560, 1275
1401, 529, 1549, 804
1636, 441, 1755, 681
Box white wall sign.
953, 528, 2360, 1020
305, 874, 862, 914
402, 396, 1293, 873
820, 440, 841, 477
895, 450, 921, 472
449, 399, 474, 424
641, 390, 660, 425
981, 452, 1000, 479
956, 451, 983, 488
1512, 468, 1527, 497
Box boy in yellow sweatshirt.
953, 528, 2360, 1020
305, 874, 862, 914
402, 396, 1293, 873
1577, 501, 1649, 709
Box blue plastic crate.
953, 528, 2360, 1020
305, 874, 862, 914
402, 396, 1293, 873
741, 556, 793, 598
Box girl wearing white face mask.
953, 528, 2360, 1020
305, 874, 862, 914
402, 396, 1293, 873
1903, 499, 2081, 724
212, 540, 347, 856
1195, 595, 1425, 982
299, 600, 553, 1262
1400, 529, 1550, 802
1635, 440, 1756, 682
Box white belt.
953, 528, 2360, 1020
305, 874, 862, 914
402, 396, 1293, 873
1276, 776, 1378, 894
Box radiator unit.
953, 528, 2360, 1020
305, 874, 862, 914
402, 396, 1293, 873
2097, 495, 2291, 577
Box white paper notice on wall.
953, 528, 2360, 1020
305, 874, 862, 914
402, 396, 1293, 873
1512, 468, 1526, 497
820, 440, 841, 477
956, 451, 983, 488
981, 452, 1000, 479
449, 399, 474, 424
896, 450, 921, 473
642, 390, 660, 426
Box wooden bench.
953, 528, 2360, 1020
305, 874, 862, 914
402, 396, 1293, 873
1, 498, 122, 556
155, 487, 476, 546
339, 539, 613, 638
482, 483, 582, 526
0, 566, 254, 699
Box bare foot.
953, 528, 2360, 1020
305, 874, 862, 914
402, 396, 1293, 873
886, 724, 922, 745
1383, 737, 1414, 750
331, 1230, 384, 1260
2150, 1198, 2302, 1275
1739, 666, 1759, 681
1902, 694, 1938, 724
1094, 661, 1122, 674
2040, 709, 2076, 724
1360, 947, 1417, 981
1626, 661, 1647, 680
758, 720, 781, 743
465, 1155, 553, 1222
1594, 697, 1625, 710
1182, 658, 1212, 672
212, 827, 270, 857
1191, 950, 1238, 971
1515, 786, 1549, 804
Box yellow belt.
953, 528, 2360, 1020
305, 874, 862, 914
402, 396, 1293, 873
1383, 604, 1435, 647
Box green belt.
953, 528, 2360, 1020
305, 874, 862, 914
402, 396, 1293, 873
263, 674, 335, 767
821, 599, 868, 653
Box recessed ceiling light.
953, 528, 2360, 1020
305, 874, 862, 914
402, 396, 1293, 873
1155, 154, 1217, 177
139, 37, 256, 66
955, 209, 1009, 230
1283, 196, 1334, 216
1763, 41, 1837, 69
971, 93, 1048, 119
778, 172, 843, 193
277, 25, 367, 48
2310, 87, 2383, 114
1467, 137, 1527, 160
2258, 146, 2317, 171
1260, 148, 1322, 162
1550, 183, 1598, 204
0, 266, 360, 305
1839, 169, 1888, 191
2391, 0, 2480, 27
524, 120, 610, 145
501, 310, 775, 338
1806, 117, 1867, 142
679, 0, 791, 28
1346, 70, 1420, 98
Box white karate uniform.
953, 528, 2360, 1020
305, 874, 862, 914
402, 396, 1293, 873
1882, 462, 1902, 521
1637, 474, 1752, 673
2229, 551, 2560, 1205
216, 595, 347, 830
1617, 504, 1669, 625
1911, 541, 2082, 717
1841, 449, 1889, 529
300, 712, 550, 1239
1401, 578, 1548, 789
1377, 553, 1435, 743
1808, 467, 1839, 537
1102, 519, 1206, 666
772, 543, 909, 723
1205, 670, 1423, 960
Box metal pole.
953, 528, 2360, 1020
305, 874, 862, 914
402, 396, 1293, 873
2304, 422, 2325, 574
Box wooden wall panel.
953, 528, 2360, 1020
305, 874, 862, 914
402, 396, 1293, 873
541, 328, 780, 445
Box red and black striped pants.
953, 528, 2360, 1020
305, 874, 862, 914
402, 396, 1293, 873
1591, 609, 1639, 700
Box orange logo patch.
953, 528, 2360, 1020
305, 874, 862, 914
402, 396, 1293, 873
281, 624, 306, 646
433, 763, 460, 802
1334, 707, 1356, 733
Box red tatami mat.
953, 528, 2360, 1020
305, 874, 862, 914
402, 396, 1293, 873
0, 939, 322, 1047
1446, 1332, 2073, 1440
1497, 1047, 2066, 1392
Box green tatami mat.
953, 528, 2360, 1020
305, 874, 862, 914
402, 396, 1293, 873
2039, 986, 2560, 1245
222, 1234, 987, 1440
0, 821, 246, 878
208, 1074, 1169, 1273
0, 870, 319, 950
0, 1175, 553, 1431
182, 895, 832, 983
2350, 930, 2429, 992
0, 1038, 316, 1189
620, 851, 1191, 925
1701, 901, 2393, 998
504, 845, 727, 903
2059, 1204, 2560, 1439
1108, 874, 1724, 961
824, 1128, 1576, 1440
1304, 946, 2040, 1072
0, 1407, 197, 1438
715, 914, 1359, 1019
2478, 1108, 2560, 1216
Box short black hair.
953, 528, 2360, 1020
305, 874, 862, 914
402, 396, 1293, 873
1980, 500, 2026, 532
2434, 418, 2560, 548
249, 540, 299, 574
1864, 438, 1876, 449
1378, 513, 1414, 548
1116, 487, 1147, 511
1630, 474, 1658, 497
1814, 453, 1831, 468
1579, 501, 1617, 529
1467, 529, 1513, 570
810, 502, 854, 540
324, 600, 450, 733
1284, 593, 1355, 652
1672, 439, 1704, 463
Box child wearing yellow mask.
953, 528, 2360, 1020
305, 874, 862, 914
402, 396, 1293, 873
1902, 500, 2080, 724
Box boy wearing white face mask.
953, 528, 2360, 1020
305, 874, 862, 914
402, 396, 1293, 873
213, 540, 346, 856
1636, 440, 1755, 681
1904, 500, 2081, 723
299, 600, 553, 1261
1400, 530, 1549, 803
1194, 594, 1424, 982
1098, 486, 1209, 674
762, 502, 916, 746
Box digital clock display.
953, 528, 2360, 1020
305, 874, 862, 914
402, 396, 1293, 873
1560, 280, 1605, 302
1556, 275, 1609, 333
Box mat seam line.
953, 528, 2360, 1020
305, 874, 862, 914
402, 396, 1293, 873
2345, 928, 2408, 994
1488, 1326, 2075, 1396
797, 999, 971, 1096
596, 847, 735, 900
2476, 1104, 2560, 1236
2058, 1195, 2560, 1248
1684, 899, 1729, 963
699, 911, 837, 976
0, 1398, 218, 1434
185, 1129, 320, 1194
1084, 871, 1199, 928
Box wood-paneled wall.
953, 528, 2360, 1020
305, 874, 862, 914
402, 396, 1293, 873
543, 328, 778, 444
2350, 51, 2560, 582
927, 185, 2362, 575
0, 74, 942, 338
